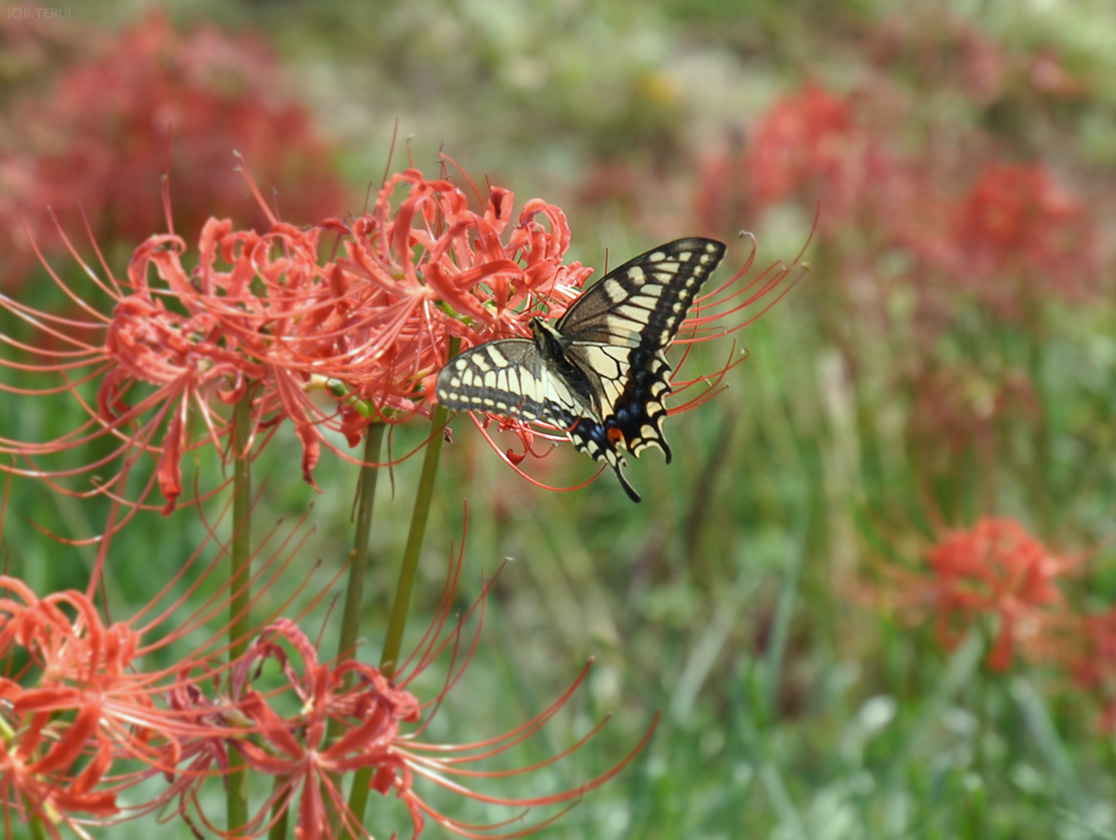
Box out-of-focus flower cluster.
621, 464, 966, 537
0, 11, 348, 286
0, 533, 644, 840
694, 7, 1109, 338
695, 81, 1104, 328
866, 516, 1116, 730
692, 12, 1113, 511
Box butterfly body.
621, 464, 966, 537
436, 238, 726, 502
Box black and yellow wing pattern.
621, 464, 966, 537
435, 237, 727, 502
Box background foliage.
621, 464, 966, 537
2, 0, 1116, 837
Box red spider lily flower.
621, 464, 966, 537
0, 576, 172, 835
0, 10, 347, 286
870, 518, 1080, 671
0, 506, 327, 837
1, 157, 598, 513
945, 163, 1099, 315
318, 165, 593, 411
1, 213, 334, 516
695, 84, 896, 240
746, 84, 861, 212
160, 544, 656, 839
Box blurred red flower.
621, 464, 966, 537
945, 162, 1099, 314
697, 75, 1109, 352
0, 10, 347, 285
873, 518, 1080, 671
695, 84, 896, 240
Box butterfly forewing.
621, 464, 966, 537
556, 238, 727, 350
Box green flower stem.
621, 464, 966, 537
1023, 287, 1053, 535
344, 766, 375, 836
333, 423, 388, 671
325, 423, 386, 838
227, 396, 253, 836
379, 399, 451, 678
266, 774, 290, 840
342, 399, 452, 835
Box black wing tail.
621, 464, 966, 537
613, 462, 642, 503
570, 418, 642, 503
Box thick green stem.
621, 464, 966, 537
344, 764, 374, 835
325, 423, 386, 838
379, 400, 450, 677
266, 774, 290, 840
227, 397, 253, 836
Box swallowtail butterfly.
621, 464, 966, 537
435, 238, 726, 502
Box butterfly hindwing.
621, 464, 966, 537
434, 338, 588, 429
434, 237, 727, 502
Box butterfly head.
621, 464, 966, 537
529, 316, 570, 359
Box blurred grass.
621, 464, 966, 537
4, 0, 1116, 838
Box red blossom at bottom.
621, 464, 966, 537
0, 520, 654, 839
157, 543, 657, 840
0, 502, 324, 838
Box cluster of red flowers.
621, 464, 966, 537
869, 516, 1116, 727
692, 24, 1108, 501
695, 76, 1103, 327
0, 147, 745, 832
873, 518, 1077, 671
0, 11, 348, 286
0, 163, 589, 512
943, 163, 1099, 313
0, 523, 647, 839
